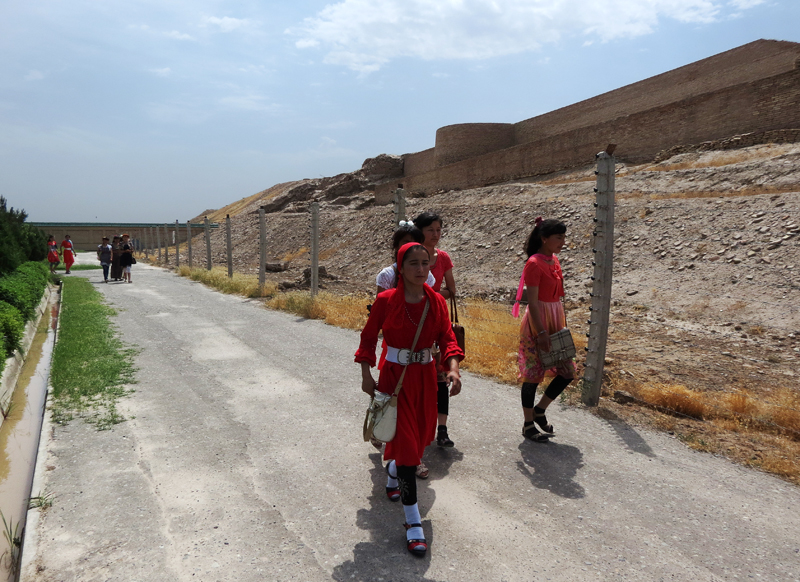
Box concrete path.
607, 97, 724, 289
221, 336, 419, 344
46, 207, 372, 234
22, 261, 800, 582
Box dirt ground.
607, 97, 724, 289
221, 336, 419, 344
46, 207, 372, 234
166, 141, 800, 480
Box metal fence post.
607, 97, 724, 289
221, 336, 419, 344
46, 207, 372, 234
163, 224, 169, 264
175, 219, 180, 268
394, 184, 406, 224
156, 226, 162, 261
204, 216, 212, 270
187, 221, 193, 268
259, 207, 266, 288
310, 202, 319, 296
144, 228, 149, 259
226, 214, 233, 278
582, 145, 617, 406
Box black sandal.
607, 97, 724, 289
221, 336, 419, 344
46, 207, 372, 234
404, 523, 427, 556
523, 422, 551, 442
533, 408, 554, 435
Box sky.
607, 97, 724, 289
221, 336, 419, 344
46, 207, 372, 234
1, 0, 798, 223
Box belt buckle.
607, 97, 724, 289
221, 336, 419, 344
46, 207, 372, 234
397, 348, 411, 365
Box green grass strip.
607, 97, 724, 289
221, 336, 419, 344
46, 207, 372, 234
54, 264, 103, 271
50, 277, 136, 429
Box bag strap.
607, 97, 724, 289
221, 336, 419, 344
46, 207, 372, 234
392, 299, 430, 398
449, 293, 459, 324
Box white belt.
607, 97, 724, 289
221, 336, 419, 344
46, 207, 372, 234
385, 346, 433, 365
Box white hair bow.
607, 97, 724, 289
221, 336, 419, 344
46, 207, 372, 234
398, 220, 414, 228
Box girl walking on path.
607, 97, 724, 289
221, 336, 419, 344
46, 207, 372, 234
120, 233, 135, 283
413, 211, 458, 448
110, 235, 123, 281
60, 234, 75, 274
374, 222, 437, 479
47, 235, 59, 274
514, 217, 576, 442
356, 242, 463, 557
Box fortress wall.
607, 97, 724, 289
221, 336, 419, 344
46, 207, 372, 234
513, 40, 800, 144
434, 123, 515, 167
387, 68, 800, 198
402, 148, 436, 177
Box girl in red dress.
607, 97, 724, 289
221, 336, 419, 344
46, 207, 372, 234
413, 211, 458, 448
355, 242, 464, 557
513, 217, 576, 441
47, 235, 60, 274
60, 234, 75, 274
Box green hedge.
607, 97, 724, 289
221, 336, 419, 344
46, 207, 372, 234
0, 261, 49, 320
0, 300, 24, 355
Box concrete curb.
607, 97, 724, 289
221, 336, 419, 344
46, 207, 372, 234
0, 284, 57, 431
18, 285, 62, 582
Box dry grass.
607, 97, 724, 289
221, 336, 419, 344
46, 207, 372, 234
267, 291, 370, 330
641, 148, 782, 172
282, 247, 309, 263
177, 266, 277, 298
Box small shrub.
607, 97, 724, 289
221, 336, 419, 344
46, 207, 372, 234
0, 300, 24, 354
268, 291, 325, 319
0, 261, 49, 320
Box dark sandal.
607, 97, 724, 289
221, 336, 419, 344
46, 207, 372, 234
404, 523, 427, 556
385, 463, 401, 502
436, 427, 454, 448
523, 422, 551, 442
533, 410, 554, 435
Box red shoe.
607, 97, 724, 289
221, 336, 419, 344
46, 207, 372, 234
404, 523, 427, 556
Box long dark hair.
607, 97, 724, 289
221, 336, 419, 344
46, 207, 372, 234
392, 224, 425, 263
412, 211, 443, 229
524, 218, 567, 258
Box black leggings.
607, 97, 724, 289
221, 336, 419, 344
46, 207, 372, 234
521, 375, 572, 408
396, 465, 418, 505
437, 381, 449, 416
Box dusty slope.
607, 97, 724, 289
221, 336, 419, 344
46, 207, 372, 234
174, 143, 800, 393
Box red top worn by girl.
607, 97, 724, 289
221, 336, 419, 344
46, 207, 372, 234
428, 249, 453, 294
355, 272, 463, 467
523, 254, 564, 301
61, 239, 75, 270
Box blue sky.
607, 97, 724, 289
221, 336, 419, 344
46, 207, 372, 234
1, 0, 798, 223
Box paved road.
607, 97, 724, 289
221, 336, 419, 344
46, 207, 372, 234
23, 262, 800, 581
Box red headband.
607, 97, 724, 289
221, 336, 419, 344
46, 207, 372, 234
396, 242, 425, 269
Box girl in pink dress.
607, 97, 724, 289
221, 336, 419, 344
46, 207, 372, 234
356, 242, 464, 557
514, 217, 576, 441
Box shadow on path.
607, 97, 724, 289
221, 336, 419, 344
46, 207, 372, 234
595, 408, 656, 458
517, 440, 585, 499
332, 451, 449, 582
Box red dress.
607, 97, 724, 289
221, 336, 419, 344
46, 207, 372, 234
61, 240, 75, 270
355, 286, 464, 466
47, 242, 59, 264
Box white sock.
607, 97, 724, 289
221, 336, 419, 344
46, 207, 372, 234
386, 460, 398, 488
403, 503, 423, 540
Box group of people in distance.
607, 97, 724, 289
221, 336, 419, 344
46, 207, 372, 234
96, 234, 135, 283
46, 234, 76, 274
356, 213, 573, 557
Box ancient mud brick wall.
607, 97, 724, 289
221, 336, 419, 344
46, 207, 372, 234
376, 40, 800, 203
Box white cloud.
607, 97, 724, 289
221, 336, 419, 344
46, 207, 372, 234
219, 93, 280, 113
290, 0, 759, 73
728, 0, 764, 8
24, 70, 45, 81
150, 67, 172, 77
165, 30, 194, 41
202, 16, 252, 33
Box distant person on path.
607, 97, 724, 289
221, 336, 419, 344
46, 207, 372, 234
120, 233, 134, 283
356, 242, 463, 557
60, 234, 76, 274
110, 235, 123, 281
97, 236, 112, 283
413, 211, 458, 448
513, 217, 575, 442
373, 221, 436, 479
47, 235, 59, 274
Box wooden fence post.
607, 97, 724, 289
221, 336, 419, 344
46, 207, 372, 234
187, 222, 193, 268
226, 214, 233, 278
259, 207, 266, 287
582, 145, 617, 406
175, 220, 180, 268
163, 224, 169, 264
204, 216, 212, 270
394, 184, 406, 224
156, 226, 162, 261
310, 202, 319, 296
